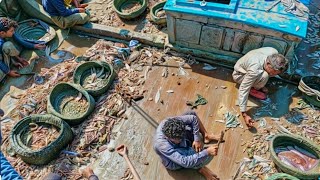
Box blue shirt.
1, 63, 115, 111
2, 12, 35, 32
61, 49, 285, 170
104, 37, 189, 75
153, 114, 210, 170
0, 34, 39, 74
42, 0, 79, 17
0, 129, 23, 180
0, 38, 9, 74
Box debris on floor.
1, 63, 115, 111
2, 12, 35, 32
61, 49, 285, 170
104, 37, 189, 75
186, 94, 208, 109
0, 39, 172, 179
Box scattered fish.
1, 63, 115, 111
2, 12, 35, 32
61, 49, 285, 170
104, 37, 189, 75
202, 63, 217, 71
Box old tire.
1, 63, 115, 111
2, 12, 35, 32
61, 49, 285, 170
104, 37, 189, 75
16, 19, 56, 45
10, 114, 73, 165
113, 0, 147, 19
299, 76, 320, 107
73, 61, 116, 97
270, 134, 320, 179
267, 173, 299, 180
150, 1, 166, 25
47, 82, 96, 125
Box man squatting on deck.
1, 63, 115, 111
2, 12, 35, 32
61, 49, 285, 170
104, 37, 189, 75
232, 47, 289, 128
154, 111, 222, 180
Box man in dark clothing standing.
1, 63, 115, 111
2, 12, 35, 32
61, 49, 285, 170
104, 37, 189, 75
42, 0, 90, 29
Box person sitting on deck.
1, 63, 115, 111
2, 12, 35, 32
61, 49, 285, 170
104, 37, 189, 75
42, 0, 90, 29
154, 110, 221, 180
232, 47, 289, 128
0, 17, 46, 81
0, 108, 23, 180
64, 0, 85, 8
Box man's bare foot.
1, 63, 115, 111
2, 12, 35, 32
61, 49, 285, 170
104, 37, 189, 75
261, 87, 268, 93
204, 134, 220, 144
80, 166, 95, 179
198, 166, 219, 180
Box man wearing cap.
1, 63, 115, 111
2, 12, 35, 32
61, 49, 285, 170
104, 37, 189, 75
0, 17, 45, 81
232, 47, 289, 128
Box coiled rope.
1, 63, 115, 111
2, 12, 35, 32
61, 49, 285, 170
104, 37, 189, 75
298, 78, 320, 101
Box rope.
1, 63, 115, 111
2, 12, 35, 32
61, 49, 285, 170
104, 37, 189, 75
298, 78, 320, 101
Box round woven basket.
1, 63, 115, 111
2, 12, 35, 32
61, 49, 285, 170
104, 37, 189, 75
299, 76, 320, 107
47, 82, 96, 125
113, 0, 147, 19
73, 61, 116, 97
16, 19, 56, 44
10, 114, 73, 165
270, 134, 320, 179
150, 1, 167, 25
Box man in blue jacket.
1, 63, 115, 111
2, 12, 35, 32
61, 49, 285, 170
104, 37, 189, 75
42, 0, 90, 29
0, 109, 23, 180
0, 17, 45, 81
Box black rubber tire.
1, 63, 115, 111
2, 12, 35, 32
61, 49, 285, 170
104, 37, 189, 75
270, 134, 320, 179
267, 173, 299, 180
10, 114, 73, 165
47, 82, 96, 125
73, 61, 116, 97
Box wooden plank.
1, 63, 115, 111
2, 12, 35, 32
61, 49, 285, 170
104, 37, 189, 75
73, 23, 166, 48
200, 26, 224, 48
242, 34, 264, 54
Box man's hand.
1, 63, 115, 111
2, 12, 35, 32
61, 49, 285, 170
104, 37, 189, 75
192, 141, 202, 152
80, 4, 88, 8
8, 70, 20, 77
77, 8, 86, 13
34, 44, 46, 50
207, 145, 218, 156
242, 112, 254, 128
12, 61, 23, 68
15, 56, 29, 67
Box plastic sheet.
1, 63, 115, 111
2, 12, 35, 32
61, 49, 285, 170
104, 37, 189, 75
277, 146, 319, 171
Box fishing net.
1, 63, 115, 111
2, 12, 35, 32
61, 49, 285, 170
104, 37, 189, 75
47, 82, 96, 125
73, 61, 116, 97
298, 76, 320, 107
16, 19, 56, 45
9, 114, 73, 165
270, 134, 320, 179
113, 0, 147, 19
